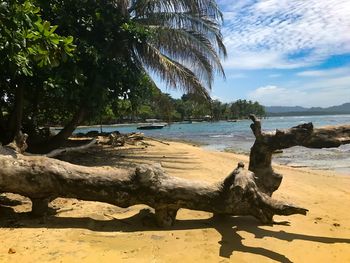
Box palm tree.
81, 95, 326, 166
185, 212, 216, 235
121, 0, 227, 98
32, 0, 226, 152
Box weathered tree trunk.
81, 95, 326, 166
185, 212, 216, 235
1, 118, 350, 227
1, 82, 25, 145
28, 107, 86, 153
12, 84, 24, 138
248, 115, 350, 195
0, 105, 5, 139
0, 144, 307, 226
46, 107, 86, 150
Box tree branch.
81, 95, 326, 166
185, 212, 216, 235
3, 118, 349, 227
0, 148, 307, 227
248, 114, 350, 195
44, 138, 97, 158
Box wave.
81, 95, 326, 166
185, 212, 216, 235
209, 134, 233, 138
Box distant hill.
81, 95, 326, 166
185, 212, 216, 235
265, 106, 307, 113
265, 103, 350, 116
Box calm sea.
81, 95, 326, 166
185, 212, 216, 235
73, 115, 350, 174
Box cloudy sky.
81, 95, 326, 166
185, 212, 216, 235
161, 0, 350, 107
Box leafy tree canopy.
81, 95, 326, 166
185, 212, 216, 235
0, 0, 75, 143
1, 0, 226, 153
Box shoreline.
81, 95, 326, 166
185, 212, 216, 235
50, 112, 350, 130
69, 130, 350, 175
222, 146, 350, 176
55, 115, 350, 175
154, 137, 350, 176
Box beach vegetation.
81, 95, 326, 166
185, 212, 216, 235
0, 0, 75, 146
85, 92, 266, 123
0, 0, 226, 153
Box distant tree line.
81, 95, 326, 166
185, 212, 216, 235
94, 91, 266, 124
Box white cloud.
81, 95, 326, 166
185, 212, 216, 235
221, 0, 350, 69
248, 85, 307, 106
296, 67, 350, 77
219, 0, 255, 12
248, 68, 350, 107
302, 75, 350, 91
222, 50, 313, 69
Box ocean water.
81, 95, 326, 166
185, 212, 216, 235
72, 115, 350, 174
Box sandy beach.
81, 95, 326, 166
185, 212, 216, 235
1, 139, 350, 263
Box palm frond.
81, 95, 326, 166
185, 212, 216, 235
143, 26, 226, 88
133, 11, 226, 55
151, 27, 224, 72
134, 12, 219, 34
126, 0, 226, 99
130, 0, 223, 22
135, 43, 211, 99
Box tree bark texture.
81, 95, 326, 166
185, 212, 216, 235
28, 107, 86, 153
0, 146, 307, 226
1, 118, 350, 227
1, 82, 25, 145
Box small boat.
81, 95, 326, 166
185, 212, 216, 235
137, 124, 165, 130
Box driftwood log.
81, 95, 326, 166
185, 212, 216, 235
1, 118, 349, 227
0, 148, 307, 226
108, 132, 145, 146
248, 115, 350, 196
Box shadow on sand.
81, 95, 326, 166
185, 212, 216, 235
55, 145, 200, 170
1, 201, 350, 263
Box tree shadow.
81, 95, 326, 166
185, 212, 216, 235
54, 144, 198, 168
0, 195, 23, 206
1, 205, 349, 263
214, 216, 293, 262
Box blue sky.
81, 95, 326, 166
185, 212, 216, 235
160, 0, 350, 107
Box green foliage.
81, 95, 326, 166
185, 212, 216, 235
33, 0, 159, 122
0, 0, 227, 150
119, 91, 265, 123
0, 0, 75, 144
230, 99, 265, 119
0, 0, 75, 76
130, 0, 227, 99
120, 21, 153, 43
138, 105, 154, 120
